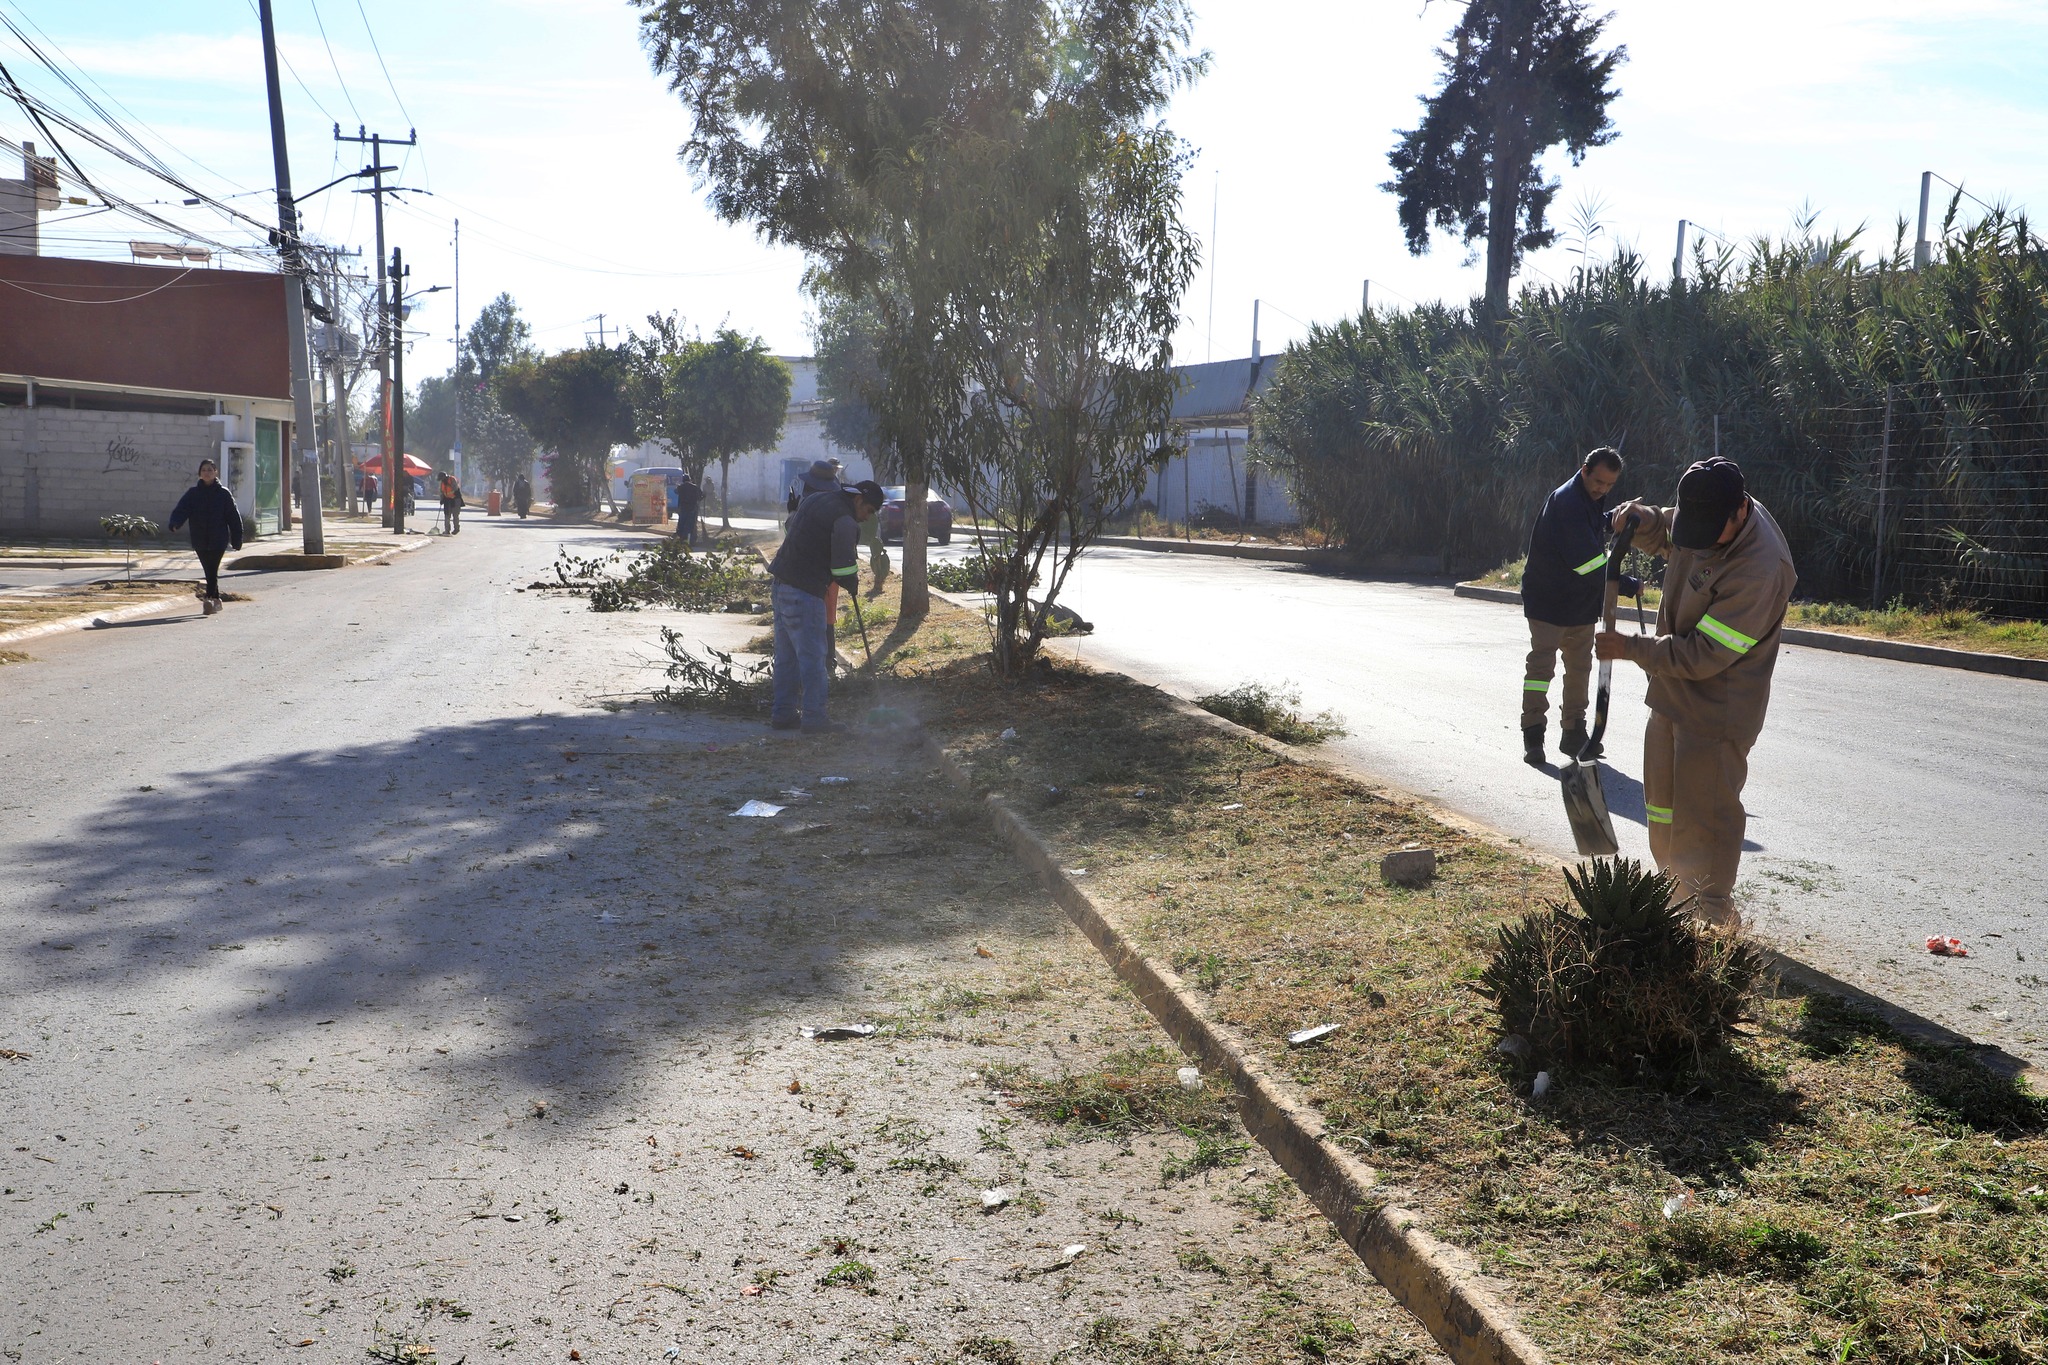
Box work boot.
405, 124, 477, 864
1560, 727, 1601, 760
1522, 726, 1545, 765
202, 596, 220, 616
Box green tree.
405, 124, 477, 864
495, 346, 637, 510
674, 329, 791, 527
467, 292, 535, 381
1384, 0, 1624, 322
624, 312, 710, 481
935, 39, 1201, 675
639, 0, 1061, 616
810, 290, 890, 479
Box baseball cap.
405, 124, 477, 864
846, 479, 886, 504
1670, 458, 1746, 550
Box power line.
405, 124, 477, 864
238, 0, 338, 128
305, 0, 365, 125
351, 0, 425, 185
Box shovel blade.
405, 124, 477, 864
1559, 759, 1620, 857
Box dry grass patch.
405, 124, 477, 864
856, 596, 2048, 1365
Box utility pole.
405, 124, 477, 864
586, 314, 610, 347
451, 218, 462, 489
256, 0, 325, 554
1914, 171, 1934, 270
392, 245, 409, 535
336, 123, 414, 530
1361, 280, 1371, 316
1673, 219, 1688, 286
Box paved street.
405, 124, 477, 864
929, 543, 2048, 1064
0, 519, 1442, 1364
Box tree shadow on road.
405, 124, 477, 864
7, 706, 1059, 1114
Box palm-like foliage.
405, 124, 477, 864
1255, 207, 2048, 615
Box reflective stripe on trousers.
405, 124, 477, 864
1642, 710, 1752, 926
1522, 620, 1594, 728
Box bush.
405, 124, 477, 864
1194, 682, 1346, 745
927, 547, 1025, 595
652, 628, 770, 711
1479, 858, 1765, 1073
551, 541, 760, 612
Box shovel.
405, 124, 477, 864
845, 590, 911, 728
1558, 521, 1638, 857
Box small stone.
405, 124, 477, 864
1379, 846, 1438, 888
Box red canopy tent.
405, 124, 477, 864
355, 452, 432, 477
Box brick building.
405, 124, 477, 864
0, 253, 295, 540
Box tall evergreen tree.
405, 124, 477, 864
1384, 0, 1624, 321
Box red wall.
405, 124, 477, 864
0, 255, 289, 400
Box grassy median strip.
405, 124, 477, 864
853, 583, 2048, 1365
0, 580, 193, 635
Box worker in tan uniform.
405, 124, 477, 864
1598, 457, 1797, 928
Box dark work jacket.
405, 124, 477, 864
1522, 473, 1613, 627
676, 481, 703, 518
768, 488, 859, 599
168, 481, 245, 551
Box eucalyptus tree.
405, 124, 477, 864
935, 32, 1202, 675
1384, 0, 1624, 323
639, 0, 1073, 617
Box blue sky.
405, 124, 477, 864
7, 0, 2048, 380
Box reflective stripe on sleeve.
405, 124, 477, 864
1696, 613, 1758, 654
831, 565, 858, 577
1646, 804, 1673, 825
1572, 550, 1610, 575
1523, 679, 1550, 693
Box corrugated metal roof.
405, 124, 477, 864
1170, 355, 1273, 425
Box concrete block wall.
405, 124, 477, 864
0, 406, 219, 539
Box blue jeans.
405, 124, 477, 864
771, 582, 830, 727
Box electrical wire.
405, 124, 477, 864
351, 0, 425, 186
304, 0, 365, 126
0, 267, 199, 303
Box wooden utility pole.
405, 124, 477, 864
335, 124, 414, 530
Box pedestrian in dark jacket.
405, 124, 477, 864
512, 474, 533, 518
1519, 447, 1625, 764
674, 473, 704, 545
766, 479, 883, 734
167, 458, 244, 614
438, 472, 464, 535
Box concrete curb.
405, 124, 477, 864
0, 593, 190, 647
1452, 582, 2048, 683
1094, 534, 1352, 568
922, 733, 1549, 1365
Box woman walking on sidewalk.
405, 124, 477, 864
167, 458, 244, 615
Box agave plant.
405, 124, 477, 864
1479, 856, 1765, 1074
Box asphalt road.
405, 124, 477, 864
930, 543, 2048, 1064
0, 518, 1440, 1363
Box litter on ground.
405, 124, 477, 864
1927, 936, 1970, 957
1531, 1070, 1553, 1099
981, 1185, 1015, 1211
732, 800, 784, 818
1177, 1066, 1203, 1092
800, 1024, 877, 1041
1286, 1024, 1340, 1047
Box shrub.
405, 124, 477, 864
652, 628, 770, 711
100, 513, 160, 581
1479, 857, 1765, 1072
551, 541, 760, 612
927, 547, 1024, 595
1194, 682, 1347, 745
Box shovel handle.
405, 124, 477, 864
1578, 522, 1638, 760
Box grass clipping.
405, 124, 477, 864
871, 612, 2048, 1365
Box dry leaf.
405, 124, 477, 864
730, 1145, 758, 1160
786, 1079, 802, 1094
974, 944, 993, 959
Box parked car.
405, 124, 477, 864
877, 486, 953, 544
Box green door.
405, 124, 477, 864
254, 419, 282, 536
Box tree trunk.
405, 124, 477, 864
720, 456, 732, 528
1484, 140, 1522, 325
901, 476, 930, 618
